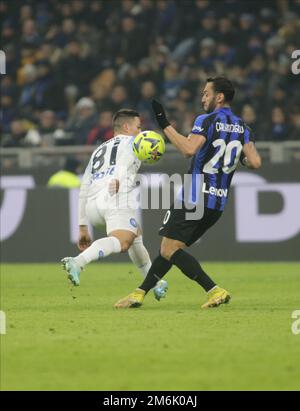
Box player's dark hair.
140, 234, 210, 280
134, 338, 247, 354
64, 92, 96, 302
112, 109, 140, 130
207, 77, 235, 102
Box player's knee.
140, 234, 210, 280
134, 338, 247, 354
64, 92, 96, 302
160, 245, 173, 261
161, 242, 184, 260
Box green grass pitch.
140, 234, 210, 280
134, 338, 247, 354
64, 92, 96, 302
1, 262, 300, 391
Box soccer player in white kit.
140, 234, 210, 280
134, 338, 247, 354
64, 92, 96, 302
62, 109, 168, 301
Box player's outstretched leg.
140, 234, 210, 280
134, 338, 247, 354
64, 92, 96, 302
61, 257, 81, 286
114, 279, 168, 308
128, 237, 169, 301
61, 236, 122, 286
114, 254, 172, 308
168, 249, 231, 308
201, 286, 231, 308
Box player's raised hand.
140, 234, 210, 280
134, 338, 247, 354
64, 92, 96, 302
151, 99, 170, 129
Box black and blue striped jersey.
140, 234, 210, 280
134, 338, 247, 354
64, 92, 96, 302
188, 106, 253, 211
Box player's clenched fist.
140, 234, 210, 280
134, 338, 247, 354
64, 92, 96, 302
108, 178, 120, 196
77, 226, 92, 251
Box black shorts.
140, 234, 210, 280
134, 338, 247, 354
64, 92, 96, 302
159, 205, 222, 246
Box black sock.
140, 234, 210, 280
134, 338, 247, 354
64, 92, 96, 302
170, 249, 216, 292
139, 254, 172, 293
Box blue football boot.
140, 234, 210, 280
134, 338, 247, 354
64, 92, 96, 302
61, 257, 81, 286
153, 280, 168, 301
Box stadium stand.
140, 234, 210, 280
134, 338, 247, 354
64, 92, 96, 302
1, 0, 300, 150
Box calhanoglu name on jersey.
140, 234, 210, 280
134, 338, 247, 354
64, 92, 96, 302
215, 122, 244, 133
202, 182, 228, 197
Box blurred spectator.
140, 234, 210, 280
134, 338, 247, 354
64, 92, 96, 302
216, 41, 237, 68
197, 11, 218, 41
20, 4, 33, 22
19, 64, 38, 112
57, 18, 77, 47
2, 120, 25, 147
137, 81, 157, 112
35, 60, 55, 109
2, 20, 17, 45
65, 97, 98, 145
271, 87, 287, 108
237, 13, 255, 65
57, 40, 97, 96
268, 107, 290, 141
87, 111, 114, 145
2, 119, 40, 147
37, 110, 59, 146
217, 17, 236, 44
155, 0, 178, 42
108, 85, 132, 112
1, 92, 19, 133
198, 37, 216, 71
135, 0, 157, 38
21, 18, 41, 46
17, 57, 63, 122
119, 16, 148, 64
163, 61, 185, 101
47, 157, 81, 188
136, 80, 158, 127
241, 104, 260, 134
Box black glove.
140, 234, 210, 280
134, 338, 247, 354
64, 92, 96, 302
151, 99, 170, 129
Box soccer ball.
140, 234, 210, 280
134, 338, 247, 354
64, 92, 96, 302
132, 130, 165, 164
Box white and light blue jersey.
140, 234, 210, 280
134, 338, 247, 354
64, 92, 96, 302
78, 135, 141, 225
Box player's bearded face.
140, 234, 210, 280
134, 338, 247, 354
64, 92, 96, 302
204, 95, 217, 113
202, 83, 217, 113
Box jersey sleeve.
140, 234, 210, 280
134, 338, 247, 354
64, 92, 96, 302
78, 157, 93, 225
191, 114, 210, 138
243, 126, 255, 145
240, 126, 256, 166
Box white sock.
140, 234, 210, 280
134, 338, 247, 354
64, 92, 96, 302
75, 236, 121, 267
128, 236, 152, 277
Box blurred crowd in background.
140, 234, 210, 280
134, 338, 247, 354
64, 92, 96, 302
1, 0, 300, 148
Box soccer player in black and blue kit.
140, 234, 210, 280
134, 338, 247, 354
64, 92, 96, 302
115, 77, 262, 309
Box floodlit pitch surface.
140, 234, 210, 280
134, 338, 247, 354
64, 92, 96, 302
1, 263, 300, 391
